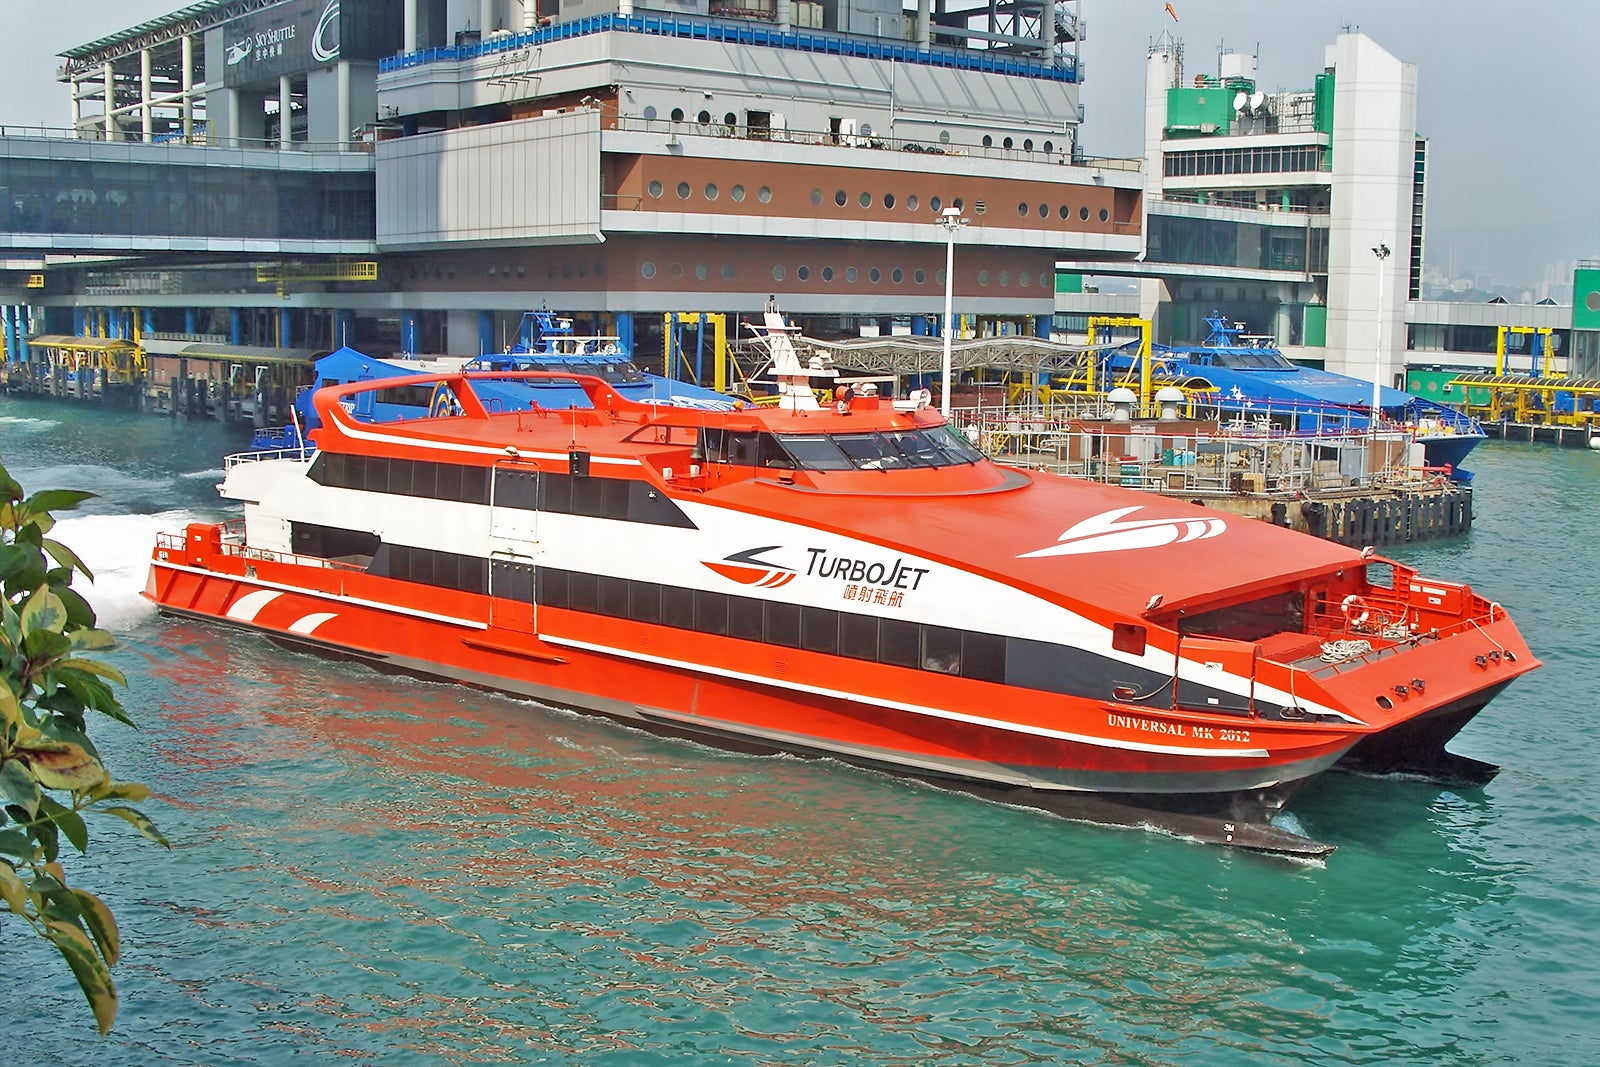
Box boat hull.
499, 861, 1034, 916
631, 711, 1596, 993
146, 555, 1358, 819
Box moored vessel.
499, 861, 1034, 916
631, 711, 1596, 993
147, 305, 1537, 854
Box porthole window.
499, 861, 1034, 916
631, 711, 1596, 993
861, 123, 873, 137
869, 267, 881, 283
697, 109, 711, 124
1019, 271, 1031, 288
952, 197, 963, 210
914, 268, 926, 284
671, 107, 685, 122
1038, 203, 1047, 218
891, 268, 903, 283
936, 268, 946, 284
669, 262, 683, 279
1002, 137, 1013, 149
822, 266, 835, 281
998, 271, 1010, 288
1100, 207, 1110, 222
939, 130, 951, 144
1023, 138, 1033, 152
1018, 202, 1029, 217
648, 180, 663, 198
930, 196, 942, 212
487, 266, 496, 277
773, 264, 786, 281
977, 270, 990, 286
982, 134, 993, 148
644, 105, 658, 121
642, 261, 657, 279
560, 264, 570, 279
835, 190, 848, 206
724, 111, 736, 127
705, 183, 719, 200
859, 191, 872, 208
758, 186, 772, 203
884, 193, 896, 209
846, 267, 858, 283
811, 188, 823, 206
732, 184, 746, 202
1059, 204, 1070, 219
974, 200, 987, 215
1044, 140, 1054, 153
907, 194, 919, 212
1080, 206, 1090, 220
695, 263, 708, 280
722, 263, 735, 279
797, 265, 810, 281
676, 181, 691, 199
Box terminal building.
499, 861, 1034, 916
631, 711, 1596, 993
0, 0, 1588, 411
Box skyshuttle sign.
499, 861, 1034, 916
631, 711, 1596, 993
222, 0, 402, 87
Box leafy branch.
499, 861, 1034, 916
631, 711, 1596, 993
0, 459, 168, 1035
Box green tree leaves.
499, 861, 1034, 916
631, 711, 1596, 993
0, 457, 166, 1035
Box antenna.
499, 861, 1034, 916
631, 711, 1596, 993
1249, 90, 1265, 113
1232, 91, 1247, 112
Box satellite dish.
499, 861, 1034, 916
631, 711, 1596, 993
1249, 91, 1265, 112
1232, 91, 1247, 111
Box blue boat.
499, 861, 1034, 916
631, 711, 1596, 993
1130, 314, 1484, 480
253, 310, 734, 450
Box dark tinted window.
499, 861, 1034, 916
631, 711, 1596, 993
765, 601, 801, 648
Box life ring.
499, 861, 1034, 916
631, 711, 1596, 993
1341, 594, 1369, 627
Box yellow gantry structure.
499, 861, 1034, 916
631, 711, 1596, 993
663, 311, 734, 392
256, 260, 379, 298
1494, 326, 1559, 377
1447, 372, 1600, 427
25, 334, 145, 383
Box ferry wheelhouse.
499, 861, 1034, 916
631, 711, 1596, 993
148, 308, 1536, 853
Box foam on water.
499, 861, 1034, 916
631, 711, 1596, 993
0, 415, 61, 433
52, 510, 201, 630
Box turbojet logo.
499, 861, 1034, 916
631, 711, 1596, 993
703, 546, 796, 588
1019, 505, 1226, 558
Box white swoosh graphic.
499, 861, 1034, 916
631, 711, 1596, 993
1019, 506, 1226, 558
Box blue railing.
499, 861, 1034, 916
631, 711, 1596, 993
380, 13, 1078, 84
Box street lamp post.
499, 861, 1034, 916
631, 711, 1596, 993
936, 206, 969, 418
1370, 241, 1391, 430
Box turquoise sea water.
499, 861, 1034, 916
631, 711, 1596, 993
2, 398, 1597, 1065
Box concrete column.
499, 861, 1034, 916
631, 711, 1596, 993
480, 0, 495, 33
70, 74, 81, 132
916, 0, 930, 48
181, 35, 195, 142
776, 0, 791, 33
336, 61, 352, 148
226, 89, 242, 147
140, 48, 154, 141
103, 62, 115, 140
522, 0, 538, 31
404, 0, 419, 50
280, 74, 293, 149
1040, 0, 1054, 61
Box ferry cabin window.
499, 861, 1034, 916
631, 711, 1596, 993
778, 434, 853, 471
532, 567, 1070, 697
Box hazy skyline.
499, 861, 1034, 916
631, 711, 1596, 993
4, 1, 1594, 289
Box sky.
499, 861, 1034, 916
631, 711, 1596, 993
4, 1, 1595, 290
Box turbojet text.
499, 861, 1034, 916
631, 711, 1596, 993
805, 549, 930, 590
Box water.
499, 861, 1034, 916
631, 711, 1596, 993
3, 398, 1597, 1065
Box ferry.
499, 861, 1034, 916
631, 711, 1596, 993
1139, 314, 1486, 478
148, 305, 1537, 855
